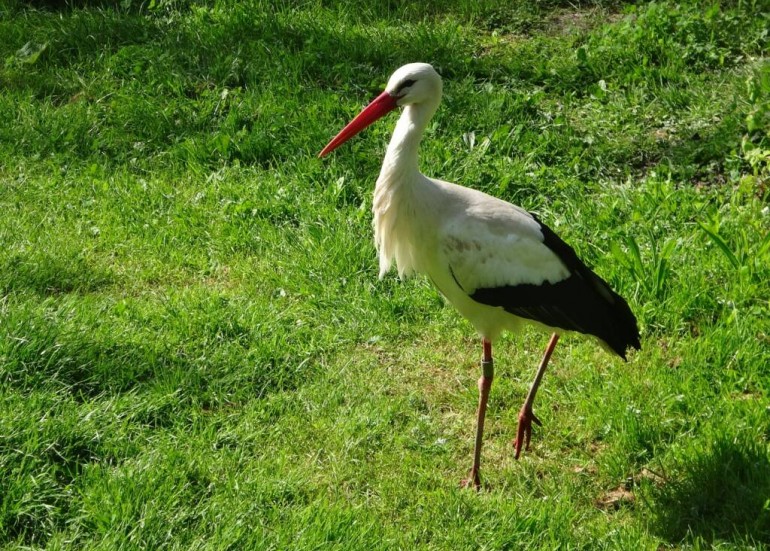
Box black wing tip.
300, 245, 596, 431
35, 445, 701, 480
605, 320, 642, 361
471, 277, 642, 360
531, 214, 643, 357
610, 337, 641, 361
609, 309, 641, 358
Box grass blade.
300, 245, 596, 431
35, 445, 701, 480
698, 222, 741, 270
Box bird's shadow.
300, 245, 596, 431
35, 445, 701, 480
646, 435, 770, 546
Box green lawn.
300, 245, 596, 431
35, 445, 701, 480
1, 0, 769, 548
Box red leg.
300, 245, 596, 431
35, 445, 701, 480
514, 333, 559, 459
462, 338, 494, 490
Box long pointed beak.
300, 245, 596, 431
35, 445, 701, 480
318, 91, 399, 157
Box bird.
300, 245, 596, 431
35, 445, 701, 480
319, 63, 641, 490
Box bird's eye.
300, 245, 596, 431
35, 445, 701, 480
395, 79, 416, 95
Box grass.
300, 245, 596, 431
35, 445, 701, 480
1, 0, 769, 548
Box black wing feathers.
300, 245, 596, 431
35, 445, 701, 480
470, 215, 641, 359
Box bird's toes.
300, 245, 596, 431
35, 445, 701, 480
460, 473, 482, 491
531, 411, 543, 427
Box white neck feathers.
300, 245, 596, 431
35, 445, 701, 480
372, 100, 439, 278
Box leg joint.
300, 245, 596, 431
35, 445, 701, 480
481, 359, 494, 379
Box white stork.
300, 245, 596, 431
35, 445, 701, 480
319, 63, 640, 489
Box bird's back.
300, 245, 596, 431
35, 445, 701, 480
426, 179, 640, 357
469, 214, 641, 358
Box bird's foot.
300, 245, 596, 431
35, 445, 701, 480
460, 468, 482, 491
513, 404, 542, 459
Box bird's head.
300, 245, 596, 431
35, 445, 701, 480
384, 62, 442, 107
319, 62, 442, 157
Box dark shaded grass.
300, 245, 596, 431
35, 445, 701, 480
2, 1, 766, 178
649, 433, 770, 545
0, 249, 115, 296
0, 291, 322, 401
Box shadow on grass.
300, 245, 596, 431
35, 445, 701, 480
656, 113, 746, 182
649, 435, 770, 546
0, 250, 115, 296
0, 291, 320, 407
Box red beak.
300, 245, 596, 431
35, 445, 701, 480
318, 91, 399, 157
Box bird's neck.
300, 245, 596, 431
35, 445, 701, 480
373, 100, 439, 279
379, 102, 438, 183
